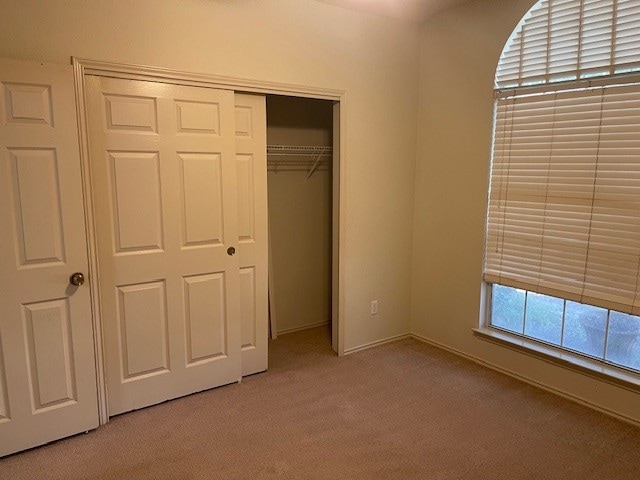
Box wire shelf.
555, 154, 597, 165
266, 145, 332, 177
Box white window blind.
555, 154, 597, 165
496, 0, 640, 89
486, 0, 640, 316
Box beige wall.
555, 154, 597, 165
0, 0, 419, 352
4, 0, 633, 423
412, 0, 640, 423
266, 96, 333, 335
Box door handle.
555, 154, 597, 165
227, 246, 236, 256
70, 272, 85, 287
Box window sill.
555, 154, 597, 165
473, 327, 640, 394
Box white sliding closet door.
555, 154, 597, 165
86, 76, 242, 415
234, 94, 268, 376
0, 58, 98, 456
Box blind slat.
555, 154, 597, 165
496, 0, 640, 88
486, 81, 640, 315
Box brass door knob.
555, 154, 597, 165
70, 272, 85, 287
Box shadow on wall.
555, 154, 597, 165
266, 95, 334, 337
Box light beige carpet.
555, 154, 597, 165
2, 326, 639, 479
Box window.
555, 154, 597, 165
491, 285, 640, 371
485, 0, 640, 375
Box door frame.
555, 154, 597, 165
72, 57, 347, 424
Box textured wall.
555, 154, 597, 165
412, 0, 640, 422
0, 0, 420, 352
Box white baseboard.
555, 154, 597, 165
410, 332, 640, 428
343, 333, 412, 355
277, 320, 329, 336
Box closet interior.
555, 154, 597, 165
266, 95, 334, 345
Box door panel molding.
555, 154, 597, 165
86, 76, 241, 416
234, 93, 267, 376
73, 58, 347, 424
0, 57, 99, 457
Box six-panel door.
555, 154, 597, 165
235, 94, 269, 376
0, 58, 99, 456
0, 60, 270, 456
86, 76, 243, 415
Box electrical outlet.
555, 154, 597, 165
370, 300, 378, 315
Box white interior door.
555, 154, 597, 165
86, 76, 242, 415
234, 94, 268, 376
0, 58, 98, 456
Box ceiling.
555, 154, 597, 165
312, 0, 473, 23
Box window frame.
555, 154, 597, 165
477, 283, 640, 392
480, 0, 640, 388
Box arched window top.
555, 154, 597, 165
496, 0, 640, 90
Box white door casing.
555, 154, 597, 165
234, 94, 268, 376
332, 101, 340, 353
0, 58, 99, 456
86, 76, 242, 415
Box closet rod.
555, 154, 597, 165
266, 152, 332, 157
266, 166, 330, 172
267, 162, 329, 170
266, 160, 330, 166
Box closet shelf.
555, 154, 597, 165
266, 144, 332, 178
267, 144, 332, 156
